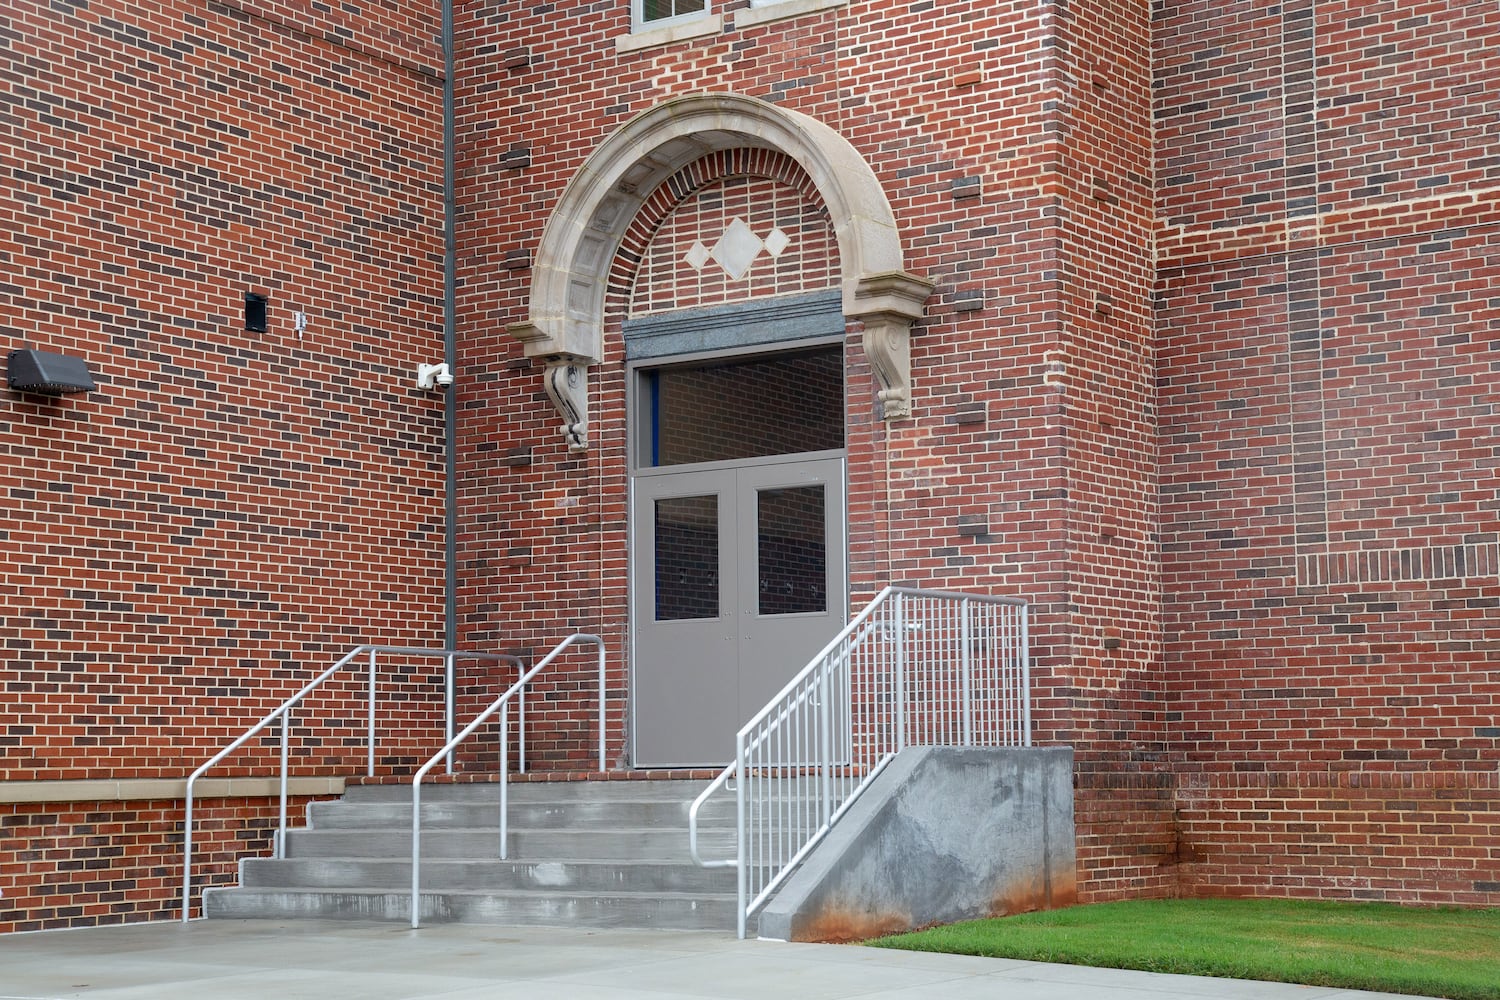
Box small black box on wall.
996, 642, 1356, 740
245, 292, 268, 333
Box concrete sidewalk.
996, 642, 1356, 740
0, 919, 1435, 1000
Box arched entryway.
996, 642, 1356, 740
508, 93, 932, 765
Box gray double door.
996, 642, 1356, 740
631, 456, 846, 766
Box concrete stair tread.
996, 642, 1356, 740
322, 826, 718, 833
347, 782, 714, 802
219, 886, 733, 900
254, 855, 716, 864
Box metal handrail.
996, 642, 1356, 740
182, 645, 522, 921
689, 586, 1030, 938
409, 632, 606, 928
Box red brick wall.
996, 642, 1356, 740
1041, 0, 1171, 901
1177, 774, 1500, 906
458, 0, 1171, 895
3, 0, 446, 929
1156, 0, 1500, 905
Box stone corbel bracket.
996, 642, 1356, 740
543, 357, 589, 453
509, 321, 593, 453
851, 271, 935, 419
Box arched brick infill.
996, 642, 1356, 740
508, 92, 934, 451
611, 147, 834, 314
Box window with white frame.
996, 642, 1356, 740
635, 0, 708, 29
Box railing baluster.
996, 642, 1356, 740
819, 665, 831, 827
960, 598, 972, 746
894, 592, 907, 752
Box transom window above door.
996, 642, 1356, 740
635, 346, 845, 469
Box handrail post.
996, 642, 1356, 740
499, 700, 510, 861
597, 639, 607, 772
367, 648, 378, 777
182, 787, 194, 922
960, 597, 973, 746
445, 651, 456, 775
278, 708, 290, 859
518, 660, 527, 774
410, 778, 422, 929
735, 735, 747, 940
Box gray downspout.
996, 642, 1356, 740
442, 0, 456, 650
442, 0, 458, 731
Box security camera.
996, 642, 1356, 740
417, 362, 453, 391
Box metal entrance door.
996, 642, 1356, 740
632, 457, 846, 766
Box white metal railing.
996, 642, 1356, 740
182, 645, 522, 921
409, 632, 606, 928
689, 587, 1030, 938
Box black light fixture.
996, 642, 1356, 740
6, 349, 96, 394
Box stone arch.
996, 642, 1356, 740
508, 92, 933, 452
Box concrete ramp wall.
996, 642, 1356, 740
756, 746, 1076, 942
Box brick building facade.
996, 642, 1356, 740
3, 0, 1496, 931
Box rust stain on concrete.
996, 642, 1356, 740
792, 906, 914, 943
989, 871, 1078, 919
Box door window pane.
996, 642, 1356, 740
757, 486, 826, 616
655, 495, 719, 621
641, 347, 843, 468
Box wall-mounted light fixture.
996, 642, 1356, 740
6, 349, 96, 394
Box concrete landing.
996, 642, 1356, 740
0, 918, 1441, 1000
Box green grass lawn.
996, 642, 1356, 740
866, 898, 1500, 1000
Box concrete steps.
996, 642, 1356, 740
202, 779, 744, 931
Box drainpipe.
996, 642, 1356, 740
441, 0, 459, 768
442, 0, 457, 657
